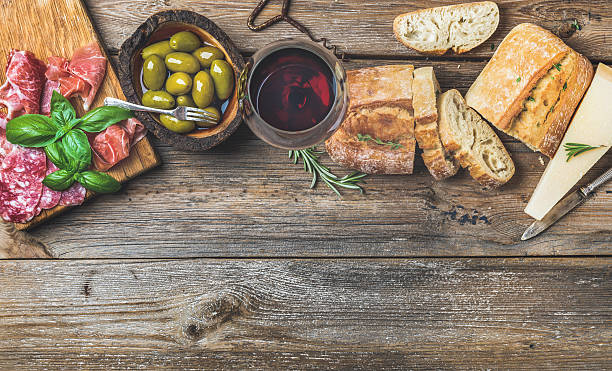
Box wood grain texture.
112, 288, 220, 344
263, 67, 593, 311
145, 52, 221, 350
0, 258, 609, 369
0, 0, 160, 230
28, 59, 612, 258
85, 0, 612, 62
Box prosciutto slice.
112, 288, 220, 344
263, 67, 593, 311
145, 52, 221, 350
90, 118, 146, 171
45, 43, 106, 111
0, 50, 46, 119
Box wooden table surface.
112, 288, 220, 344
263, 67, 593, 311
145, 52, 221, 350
2, 0, 611, 369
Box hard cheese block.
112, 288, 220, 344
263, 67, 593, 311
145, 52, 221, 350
525, 63, 612, 220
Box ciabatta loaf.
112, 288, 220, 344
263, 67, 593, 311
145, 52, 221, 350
412, 67, 459, 180
326, 65, 416, 174
347, 65, 414, 110
326, 106, 416, 174
465, 23, 594, 157
393, 1, 499, 55
438, 89, 515, 188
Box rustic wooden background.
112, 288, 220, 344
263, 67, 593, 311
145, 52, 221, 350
2, 0, 611, 369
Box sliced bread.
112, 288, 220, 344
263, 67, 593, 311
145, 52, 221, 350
412, 67, 459, 180
393, 1, 499, 55
347, 65, 414, 110
438, 89, 515, 188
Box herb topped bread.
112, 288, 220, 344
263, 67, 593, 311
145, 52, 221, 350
325, 65, 416, 174
465, 23, 594, 157
393, 1, 499, 55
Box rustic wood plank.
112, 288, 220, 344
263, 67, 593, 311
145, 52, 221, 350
27, 59, 611, 258
86, 0, 612, 62
0, 258, 609, 369
0, 0, 160, 230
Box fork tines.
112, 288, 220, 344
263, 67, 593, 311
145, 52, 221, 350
184, 106, 218, 123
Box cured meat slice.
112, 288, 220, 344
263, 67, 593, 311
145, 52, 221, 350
0, 146, 46, 223
90, 118, 147, 171
45, 56, 89, 107
45, 42, 106, 111
67, 42, 106, 110
0, 128, 15, 163
59, 182, 86, 206
38, 159, 62, 210
40, 79, 60, 115
0, 50, 46, 119
0, 112, 7, 130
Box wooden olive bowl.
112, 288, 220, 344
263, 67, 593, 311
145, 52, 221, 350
118, 10, 244, 151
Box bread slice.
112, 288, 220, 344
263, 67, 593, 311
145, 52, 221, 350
438, 89, 515, 188
325, 106, 416, 174
346, 65, 414, 110
393, 1, 499, 55
465, 23, 594, 157
412, 67, 459, 180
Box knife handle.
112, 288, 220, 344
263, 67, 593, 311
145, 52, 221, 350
580, 166, 612, 196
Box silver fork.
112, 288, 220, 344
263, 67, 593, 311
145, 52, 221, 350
104, 97, 218, 125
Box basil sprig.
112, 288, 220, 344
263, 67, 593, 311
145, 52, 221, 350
6, 90, 131, 194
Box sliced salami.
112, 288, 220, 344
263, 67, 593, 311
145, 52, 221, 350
0, 146, 46, 223
38, 159, 62, 210
59, 182, 86, 206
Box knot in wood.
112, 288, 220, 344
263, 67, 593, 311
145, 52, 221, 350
181, 289, 251, 341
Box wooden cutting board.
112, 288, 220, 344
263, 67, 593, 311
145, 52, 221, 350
0, 0, 160, 230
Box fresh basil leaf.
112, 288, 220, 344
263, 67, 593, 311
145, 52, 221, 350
50, 90, 76, 128
70, 158, 90, 172
44, 141, 71, 169
78, 106, 133, 132
62, 129, 92, 166
42, 169, 75, 191
6, 114, 58, 147
75, 171, 121, 193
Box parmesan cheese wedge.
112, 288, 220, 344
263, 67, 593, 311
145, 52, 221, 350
525, 63, 612, 220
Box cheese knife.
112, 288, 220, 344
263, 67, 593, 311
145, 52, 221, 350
521, 166, 612, 241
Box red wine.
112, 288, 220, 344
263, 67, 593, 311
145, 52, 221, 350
250, 48, 335, 132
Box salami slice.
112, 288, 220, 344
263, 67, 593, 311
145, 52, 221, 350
59, 182, 86, 206
0, 146, 46, 223
38, 159, 62, 210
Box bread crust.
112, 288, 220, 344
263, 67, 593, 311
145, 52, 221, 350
347, 65, 414, 110
466, 23, 570, 130
538, 53, 594, 157
393, 1, 499, 55
325, 106, 416, 175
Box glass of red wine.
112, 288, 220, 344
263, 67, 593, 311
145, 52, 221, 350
240, 38, 348, 149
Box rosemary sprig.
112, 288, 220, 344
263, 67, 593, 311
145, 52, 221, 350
571, 19, 581, 31
563, 142, 604, 162
288, 147, 367, 197
357, 133, 403, 150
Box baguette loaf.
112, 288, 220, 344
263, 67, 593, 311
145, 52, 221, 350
438, 89, 515, 188
465, 23, 594, 157
412, 67, 459, 180
326, 65, 416, 174
393, 1, 499, 55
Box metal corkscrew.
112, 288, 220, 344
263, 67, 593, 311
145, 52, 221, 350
247, 0, 347, 61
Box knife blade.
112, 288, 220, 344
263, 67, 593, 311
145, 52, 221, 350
522, 166, 612, 241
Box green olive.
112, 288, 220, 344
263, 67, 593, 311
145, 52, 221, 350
142, 90, 175, 109
192, 46, 224, 68
210, 60, 235, 100
165, 72, 192, 95
176, 95, 196, 107
196, 106, 221, 128
141, 40, 173, 59
142, 55, 166, 91
169, 31, 201, 52
192, 70, 215, 108
165, 52, 200, 74
159, 114, 195, 134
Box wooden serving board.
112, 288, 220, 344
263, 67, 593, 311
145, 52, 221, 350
0, 0, 160, 230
